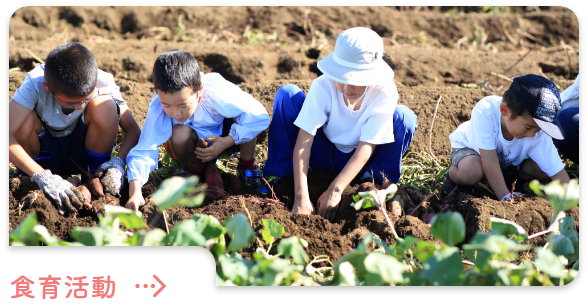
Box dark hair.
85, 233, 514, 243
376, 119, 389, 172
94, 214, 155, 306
152, 49, 201, 94
503, 89, 531, 119
44, 43, 98, 97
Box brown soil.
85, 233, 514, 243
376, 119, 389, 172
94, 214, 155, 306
8, 7, 579, 261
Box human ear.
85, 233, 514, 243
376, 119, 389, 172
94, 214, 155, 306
41, 82, 49, 91
499, 103, 510, 117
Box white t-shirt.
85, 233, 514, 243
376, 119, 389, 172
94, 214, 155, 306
449, 96, 564, 177
560, 74, 579, 110
293, 75, 398, 153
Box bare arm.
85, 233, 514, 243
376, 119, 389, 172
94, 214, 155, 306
331, 141, 375, 192
8, 99, 44, 176
479, 149, 510, 200
551, 168, 571, 185
115, 104, 141, 162
318, 141, 376, 221
292, 129, 314, 214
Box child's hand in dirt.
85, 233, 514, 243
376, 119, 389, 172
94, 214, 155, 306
292, 197, 314, 215
318, 188, 342, 221
31, 170, 85, 216
126, 192, 145, 211
195, 136, 234, 162
95, 156, 126, 197
501, 192, 522, 202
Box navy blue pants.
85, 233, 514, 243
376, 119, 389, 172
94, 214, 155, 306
263, 84, 418, 184
35, 104, 120, 177
553, 107, 579, 164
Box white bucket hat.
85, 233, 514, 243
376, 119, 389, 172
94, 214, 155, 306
317, 27, 394, 86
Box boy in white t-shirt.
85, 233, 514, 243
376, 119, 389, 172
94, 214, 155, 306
9, 43, 141, 216
125, 50, 270, 211
446, 74, 570, 202
263, 28, 418, 220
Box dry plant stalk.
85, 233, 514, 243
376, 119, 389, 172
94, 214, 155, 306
24, 48, 45, 64
239, 196, 253, 227
380, 203, 399, 240
502, 48, 533, 76
162, 211, 170, 234
491, 72, 513, 83
428, 95, 443, 164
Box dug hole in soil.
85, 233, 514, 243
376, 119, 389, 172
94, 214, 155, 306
9, 7, 579, 262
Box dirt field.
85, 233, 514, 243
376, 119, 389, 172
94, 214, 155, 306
8, 6, 579, 261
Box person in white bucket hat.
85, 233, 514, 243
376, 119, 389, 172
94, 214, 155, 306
262, 27, 418, 221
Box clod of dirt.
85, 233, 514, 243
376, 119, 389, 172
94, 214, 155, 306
453, 195, 579, 246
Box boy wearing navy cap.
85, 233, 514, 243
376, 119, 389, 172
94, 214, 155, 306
445, 74, 570, 202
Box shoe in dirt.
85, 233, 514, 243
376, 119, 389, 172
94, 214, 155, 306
237, 165, 264, 187
444, 172, 473, 201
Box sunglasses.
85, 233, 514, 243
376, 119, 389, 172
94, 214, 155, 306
57, 88, 100, 109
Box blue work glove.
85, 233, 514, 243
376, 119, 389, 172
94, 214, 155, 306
31, 170, 84, 216
501, 192, 523, 202
95, 156, 125, 197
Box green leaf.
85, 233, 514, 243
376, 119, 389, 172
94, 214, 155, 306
549, 234, 574, 257
210, 242, 226, 262
192, 214, 225, 240
217, 254, 250, 286
332, 235, 371, 284
529, 180, 546, 198
134, 229, 167, 246
414, 240, 437, 263
10, 213, 39, 245
71, 227, 106, 246
429, 212, 465, 246
216, 274, 226, 286
463, 232, 531, 254
534, 248, 568, 278
541, 179, 579, 213
103, 205, 147, 229
489, 217, 528, 241
223, 213, 255, 252
363, 252, 406, 285
419, 247, 464, 285
152, 176, 199, 210
277, 237, 309, 265
557, 217, 579, 261
33, 225, 59, 246
261, 219, 285, 245
163, 220, 206, 246
334, 261, 358, 286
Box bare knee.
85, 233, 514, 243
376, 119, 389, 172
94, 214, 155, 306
85, 96, 118, 128
170, 124, 196, 146
13, 112, 42, 156
454, 156, 484, 185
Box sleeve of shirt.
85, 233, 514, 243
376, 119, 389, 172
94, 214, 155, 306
206, 80, 271, 145
467, 100, 498, 151
527, 134, 565, 177
126, 94, 172, 185
11, 72, 39, 111
293, 79, 330, 136
97, 70, 127, 105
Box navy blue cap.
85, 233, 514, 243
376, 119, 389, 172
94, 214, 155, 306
508, 74, 565, 140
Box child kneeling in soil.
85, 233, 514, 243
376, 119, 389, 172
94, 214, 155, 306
9, 42, 141, 216
263, 27, 418, 221
446, 74, 570, 202
125, 49, 270, 211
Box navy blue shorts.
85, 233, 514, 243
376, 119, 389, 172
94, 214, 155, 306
37, 104, 120, 177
